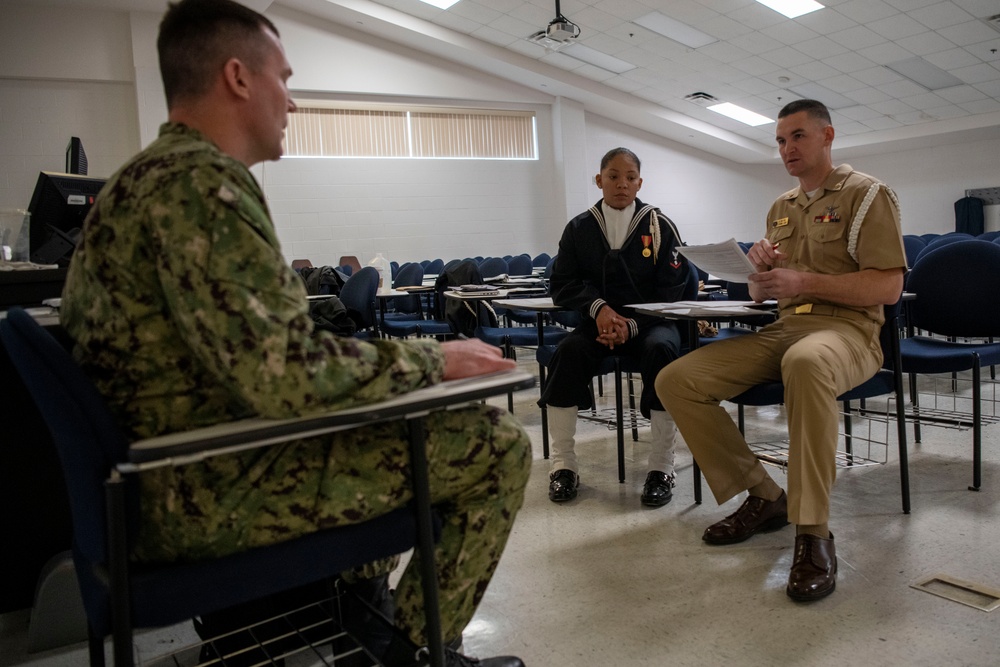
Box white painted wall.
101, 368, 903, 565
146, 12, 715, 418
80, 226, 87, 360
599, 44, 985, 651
845, 136, 1000, 235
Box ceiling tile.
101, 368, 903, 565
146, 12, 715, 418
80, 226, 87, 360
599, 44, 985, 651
924, 46, 984, 68
937, 21, 1000, 47
883, 0, 940, 10
951, 0, 1000, 16
790, 36, 850, 60
824, 51, 880, 73
860, 116, 903, 130
468, 0, 521, 12
656, 0, 721, 24
973, 79, 1000, 96
910, 2, 976, 30
432, 12, 480, 34
870, 98, 918, 114
953, 62, 1000, 83
838, 104, 888, 120
758, 45, 816, 68
571, 7, 623, 33
788, 60, 844, 81
843, 86, 895, 105
794, 7, 860, 33
727, 32, 785, 55
866, 14, 930, 40
470, 26, 520, 47
490, 14, 540, 38
757, 20, 821, 46
853, 65, 906, 86
732, 77, 783, 95
573, 63, 619, 82
935, 83, 989, 102
697, 40, 755, 63
592, 0, 651, 22
694, 14, 756, 41
857, 41, 920, 65
723, 3, 787, 31
828, 25, 887, 51
733, 56, 782, 76
895, 30, 960, 56
900, 91, 950, 107
451, 1, 503, 24
834, 120, 872, 135
821, 73, 869, 93
958, 97, 1000, 112
579, 32, 633, 55
833, 0, 901, 23
880, 78, 934, 97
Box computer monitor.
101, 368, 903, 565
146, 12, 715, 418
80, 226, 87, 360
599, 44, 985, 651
26, 171, 106, 266
66, 137, 88, 175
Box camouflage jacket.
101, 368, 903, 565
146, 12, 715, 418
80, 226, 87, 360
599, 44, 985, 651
62, 123, 443, 440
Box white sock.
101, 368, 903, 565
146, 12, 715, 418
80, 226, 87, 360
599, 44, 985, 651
648, 409, 677, 476
548, 405, 579, 474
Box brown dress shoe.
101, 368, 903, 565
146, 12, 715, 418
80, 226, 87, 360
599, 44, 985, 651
787, 532, 837, 602
702, 491, 789, 545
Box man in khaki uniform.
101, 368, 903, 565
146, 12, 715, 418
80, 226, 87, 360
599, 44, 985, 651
656, 99, 905, 602
60, 1, 527, 665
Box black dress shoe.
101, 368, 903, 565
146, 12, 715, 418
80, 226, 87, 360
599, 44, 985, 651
786, 532, 837, 602
640, 470, 674, 507
702, 491, 789, 545
548, 469, 579, 502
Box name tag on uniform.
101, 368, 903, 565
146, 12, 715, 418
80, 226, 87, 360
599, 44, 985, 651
772, 217, 788, 227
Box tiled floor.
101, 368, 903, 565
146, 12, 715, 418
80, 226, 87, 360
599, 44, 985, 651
3, 361, 1000, 666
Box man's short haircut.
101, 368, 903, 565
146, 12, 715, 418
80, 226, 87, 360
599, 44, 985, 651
778, 99, 832, 126
158, 0, 280, 108
600, 147, 641, 172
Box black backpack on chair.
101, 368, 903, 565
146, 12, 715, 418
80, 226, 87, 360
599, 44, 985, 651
434, 260, 498, 338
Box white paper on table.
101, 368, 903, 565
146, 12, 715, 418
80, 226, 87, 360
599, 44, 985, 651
677, 238, 757, 283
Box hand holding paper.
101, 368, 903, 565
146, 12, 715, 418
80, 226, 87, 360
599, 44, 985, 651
676, 238, 758, 283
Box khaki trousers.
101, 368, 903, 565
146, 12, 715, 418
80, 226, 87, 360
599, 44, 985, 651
655, 313, 881, 525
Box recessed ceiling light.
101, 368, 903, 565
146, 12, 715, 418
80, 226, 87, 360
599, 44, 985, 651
707, 102, 774, 126
562, 44, 635, 74
754, 0, 824, 19
885, 57, 964, 91
631, 12, 717, 49
417, 0, 460, 9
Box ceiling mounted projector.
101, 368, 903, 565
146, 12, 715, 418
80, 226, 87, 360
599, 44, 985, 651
547, 17, 580, 42
528, 0, 580, 48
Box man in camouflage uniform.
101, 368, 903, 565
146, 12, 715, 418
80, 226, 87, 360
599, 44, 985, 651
60, 2, 529, 665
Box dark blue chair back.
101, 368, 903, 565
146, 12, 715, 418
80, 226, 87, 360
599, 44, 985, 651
507, 254, 532, 276
902, 235, 926, 268
393, 262, 425, 314
532, 252, 550, 268
426, 258, 445, 275
913, 233, 974, 264
907, 240, 1000, 338
479, 257, 508, 281
339, 266, 379, 330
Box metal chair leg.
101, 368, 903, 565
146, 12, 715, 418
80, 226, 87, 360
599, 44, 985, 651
406, 417, 445, 667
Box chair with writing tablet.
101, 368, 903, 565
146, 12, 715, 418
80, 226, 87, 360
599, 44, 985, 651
0, 306, 533, 667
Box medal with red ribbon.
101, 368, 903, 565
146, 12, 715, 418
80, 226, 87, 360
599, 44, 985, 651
641, 234, 652, 258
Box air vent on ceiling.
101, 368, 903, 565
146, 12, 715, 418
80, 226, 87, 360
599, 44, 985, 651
684, 92, 718, 106
984, 14, 1000, 33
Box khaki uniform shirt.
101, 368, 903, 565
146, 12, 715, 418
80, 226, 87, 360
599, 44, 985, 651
765, 164, 906, 325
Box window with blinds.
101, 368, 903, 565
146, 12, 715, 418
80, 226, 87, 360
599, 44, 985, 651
285, 106, 537, 160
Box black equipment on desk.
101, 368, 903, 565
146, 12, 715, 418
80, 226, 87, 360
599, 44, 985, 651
27, 171, 106, 266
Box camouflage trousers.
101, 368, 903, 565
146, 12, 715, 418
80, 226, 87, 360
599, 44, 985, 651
134, 404, 532, 645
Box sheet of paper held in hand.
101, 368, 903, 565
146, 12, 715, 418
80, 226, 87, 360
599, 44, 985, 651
676, 238, 758, 283
627, 300, 776, 318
